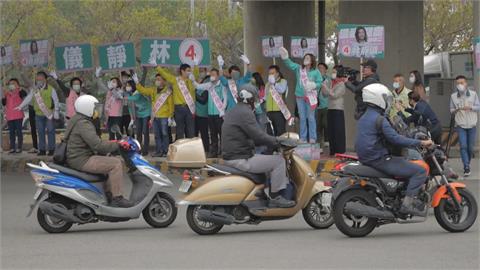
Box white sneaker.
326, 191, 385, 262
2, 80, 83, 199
28, 148, 38, 153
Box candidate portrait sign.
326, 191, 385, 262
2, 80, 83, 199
19, 39, 49, 67
97, 42, 136, 71
337, 24, 385, 59
291, 36, 318, 58
475, 37, 480, 72
55, 43, 93, 72
261, 36, 284, 58
140, 38, 211, 67
0, 45, 13, 66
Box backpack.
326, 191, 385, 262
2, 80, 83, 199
53, 118, 80, 165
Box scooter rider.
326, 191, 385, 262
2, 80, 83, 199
221, 84, 295, 208
65, 95, 133, 208
355, 84, 433, 216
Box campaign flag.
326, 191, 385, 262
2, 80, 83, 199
19, 39, 49, 67
261, 36, 284, 58
140, 38, 211, 67
475, 37, 480, 72
291, 36, 318, 58
337, 24, 385, 59
98, 42, 136, 71
55, 43, 93, 72
0, 45, 13, 66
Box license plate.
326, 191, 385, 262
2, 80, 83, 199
33, 188, 43, 200
179, 180, 192, 193
321, 192, 332, 207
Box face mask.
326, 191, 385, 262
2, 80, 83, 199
126, 86, 133, 92
199, 72, 206, 79
36, 81, 45, 89
268, 74, 276, 84
457, 84, 466, 92
331, 73, 337, 80
231, 71, 241, 80
393, 82, 400, 89
72, 85, 81, 92
155, 80, 162, 87
303, 58, 311, 66
185, 71, 192, 77
250, 78, 256, 85
8, 84, 16, 91
121, 77, 129, 83
108, 81, 117, 89
409, 76, 415, 84
210, 76, 217, 82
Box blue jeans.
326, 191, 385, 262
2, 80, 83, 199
135, 117, 150, 153
296, 98, 317, 141
368, 156, 427, 197
35, 115, 55, 151
153, 118, 169, 154
7, 119, 23, 151
457, 127, 477, 170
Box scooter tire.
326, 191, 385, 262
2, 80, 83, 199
303, 192, 334, 229
37, 197, 73, 233
142, 192, 178, 228
186, 205, 223, 235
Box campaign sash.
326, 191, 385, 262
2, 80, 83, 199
209, 83, 226, 116
176, 77, 195, 114
34, 90, 53, 119
300, 68, 318, 109
152, 89, 172, 116
269, 84, 292, 122
228, 79, 238, 104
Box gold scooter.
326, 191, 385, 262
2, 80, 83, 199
168, 134, 333, 235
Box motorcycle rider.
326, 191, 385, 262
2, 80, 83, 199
355, 83, 433, 216
221, 84, 295, 208
65, 95, 133, 208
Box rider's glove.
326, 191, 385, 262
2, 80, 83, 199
119, 141, 131, 151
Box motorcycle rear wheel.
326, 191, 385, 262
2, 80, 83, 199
37, 197, 73, 233
333, 189, 378, 237
434, 188, 477, 233
186, 205, 224, 235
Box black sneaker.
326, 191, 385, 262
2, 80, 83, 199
110, 196, 134, 208
8, 149, 16, 154
268, 195, 296, 208
37, 150, 46, 156
464, 168, 471, 177
399, 196, 427, 217
47, 150, 54, 156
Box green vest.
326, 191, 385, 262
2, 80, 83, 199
33, 86, 53, 116
266, 79, 287, 112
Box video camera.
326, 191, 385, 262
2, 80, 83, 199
337, 66, 360, 81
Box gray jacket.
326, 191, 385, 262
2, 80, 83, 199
221, 103, 278, 160
66, 114, 119, 170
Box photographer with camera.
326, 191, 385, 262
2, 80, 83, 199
345, 59, 380, 120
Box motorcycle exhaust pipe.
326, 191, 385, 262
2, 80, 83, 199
39, 201, 84, 223
344, 202, 395, 219
197, 209, 235, 225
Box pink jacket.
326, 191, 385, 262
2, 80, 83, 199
66, 90, 79, 118
3, 88, 25, 121
105, 89, 123, 117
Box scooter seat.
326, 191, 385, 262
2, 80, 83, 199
343, 164, 390, 178
210, 164, 266, 184
48, 163, 107, 183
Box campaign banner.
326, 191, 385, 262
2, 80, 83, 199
141, 38, 211, 67
475, 37, 480, 72
291, 36, 318, 58
55, 43, 93, 72
261, 36, 283, 58
19, 39, 49, 67
337, 24, 385, 59
0, 45, 13, 66
97, 42, 136, 71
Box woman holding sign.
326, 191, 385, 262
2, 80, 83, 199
280, 47, 322, 143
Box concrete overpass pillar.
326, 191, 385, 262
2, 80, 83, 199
244, 1, 315, 122
338, 1, 424, 150
474, 0, 480, 146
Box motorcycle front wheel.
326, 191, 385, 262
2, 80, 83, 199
186, 205, 224, 235
434, 188, 477, 233
303, 192, 334, 229
37, 197, 73, 233
333, 189, 378, 237
142, 192, 177, 228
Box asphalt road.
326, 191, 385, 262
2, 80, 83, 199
1, 173, 479, 270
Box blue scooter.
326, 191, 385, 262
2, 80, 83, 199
26, 126, 177, 233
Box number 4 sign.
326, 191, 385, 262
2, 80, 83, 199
180, 38, 204, 65
141, 38, 211, 67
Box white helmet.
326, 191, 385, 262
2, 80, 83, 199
74, 95, 99, 117
362, 83, 393, 111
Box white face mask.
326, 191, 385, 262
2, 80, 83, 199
210, 76, 217, 82
331, 73, 337, 80
268, 74, 276, 84
457, 84, 466, 92
303, 58, 311, 66
72, 85, 81, 92
8, 84, 16, 91
393, 82, 400, 89
126, 86, 133, 92
108, 81, 117, 89
409, 76, 415, 84
155, 80, 162, 87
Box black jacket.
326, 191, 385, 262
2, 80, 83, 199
221, 103, 278, 160
346, 73, 380, 119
